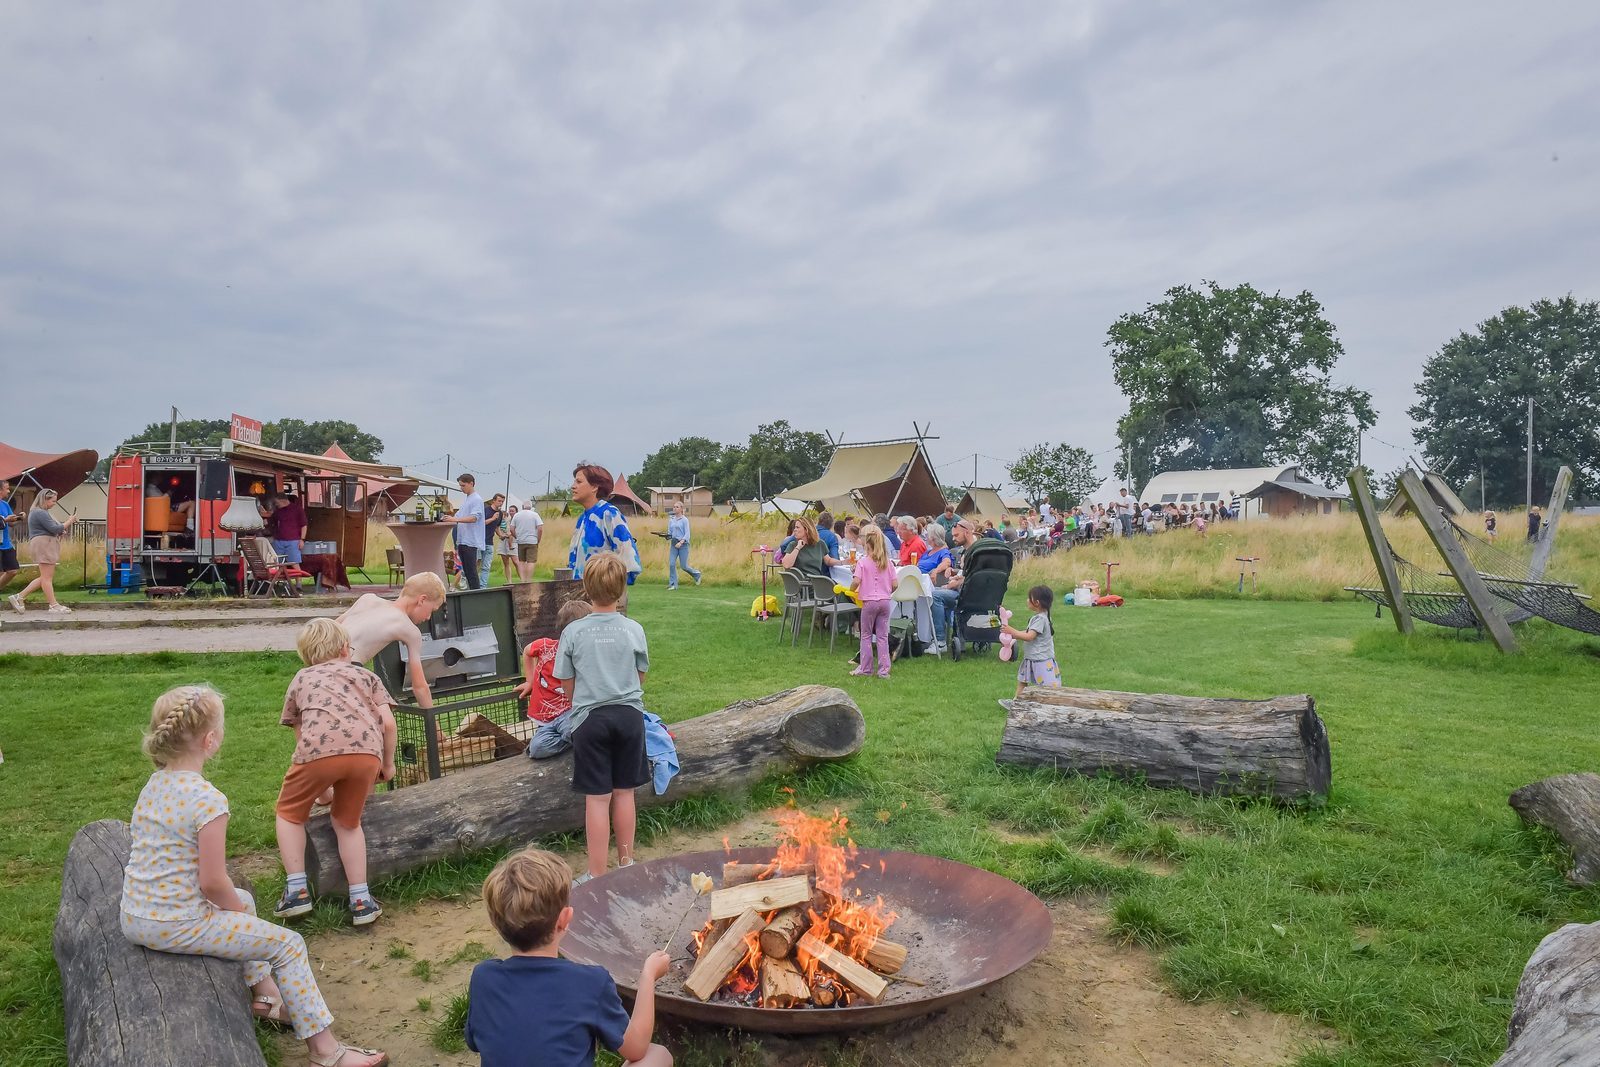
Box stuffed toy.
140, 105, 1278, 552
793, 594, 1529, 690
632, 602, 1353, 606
997, 606, 1016, 662
833, 583, 863, 607
750, 594, 780, 617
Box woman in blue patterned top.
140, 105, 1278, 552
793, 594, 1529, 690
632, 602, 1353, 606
567, 464, 642, 585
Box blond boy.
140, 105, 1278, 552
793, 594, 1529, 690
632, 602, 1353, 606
274, 618, 397, 926
337, 572, 446, 708
467, 848, 670, 1067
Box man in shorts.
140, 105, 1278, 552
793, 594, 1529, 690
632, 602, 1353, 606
0, 480, 21, 596
336, 572, 447, 708
510, 501, 544, 581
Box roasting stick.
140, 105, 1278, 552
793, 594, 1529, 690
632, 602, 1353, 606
663, 872, 714, 953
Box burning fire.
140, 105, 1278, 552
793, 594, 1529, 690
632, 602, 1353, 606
687, 808, 900, 1008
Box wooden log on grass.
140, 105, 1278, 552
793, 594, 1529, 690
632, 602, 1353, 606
996, 686, 1331, 803
54, 820, 265, 1067
1509, 773, 1600, 886
1495, 920, 1600, 1066
304, 684, 866, 893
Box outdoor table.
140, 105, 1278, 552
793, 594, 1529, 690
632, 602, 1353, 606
386, 521, 454, 586
828, 562, 854, 586
299, 553, 350, 592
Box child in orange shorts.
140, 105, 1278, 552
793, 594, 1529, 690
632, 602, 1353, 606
273, 618, 396, 927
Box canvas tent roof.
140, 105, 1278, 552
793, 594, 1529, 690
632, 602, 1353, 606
1385, 470, 1467, 517
611, 474, 653, 514
0, 441, 100, 496
783, 440, 946, 518
1082, 477, 1136, 508
314, 443, 420, 510
955, 486, 1011, 518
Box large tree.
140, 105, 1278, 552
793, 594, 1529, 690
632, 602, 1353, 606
1008, 442, 1100, 509
1408, 296, 1600, 507
634, 436, 728, 492
711, 421, 830, 501
1107, 281, 1375, 488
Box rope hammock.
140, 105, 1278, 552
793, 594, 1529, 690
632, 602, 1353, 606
1441, 517, 1600, 636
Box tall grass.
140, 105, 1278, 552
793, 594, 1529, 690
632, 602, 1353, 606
21, 509, 1598, 605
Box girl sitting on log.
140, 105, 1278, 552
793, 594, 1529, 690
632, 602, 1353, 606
119, 684, 389, 1067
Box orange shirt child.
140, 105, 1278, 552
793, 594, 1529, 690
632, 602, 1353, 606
516, 599, 595, 723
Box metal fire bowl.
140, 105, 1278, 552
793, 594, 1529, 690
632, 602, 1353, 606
564, 847, 1053, 1034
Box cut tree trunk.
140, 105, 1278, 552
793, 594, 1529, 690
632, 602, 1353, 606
305, 684, 866, 893
760, 957, 811, 1008
996, 686, 1331, 803
1509, 773, 1600, 886
759, 907, 810, 960
54, 820, 265, 1067
1494, 920, 1600, 1066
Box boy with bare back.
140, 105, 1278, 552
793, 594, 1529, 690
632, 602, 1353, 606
336, 572, 446, 709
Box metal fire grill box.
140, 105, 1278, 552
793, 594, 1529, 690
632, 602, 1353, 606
371, 580, 587, 788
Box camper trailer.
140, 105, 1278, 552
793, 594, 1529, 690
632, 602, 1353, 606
106, 441, 413, 594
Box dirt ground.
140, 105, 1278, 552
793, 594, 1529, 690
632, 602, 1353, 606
282, 812, 1331, 1066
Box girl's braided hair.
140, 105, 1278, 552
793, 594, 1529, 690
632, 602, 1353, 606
142, 685, 224, 767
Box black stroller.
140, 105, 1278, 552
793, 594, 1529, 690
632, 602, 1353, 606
948, 539, 1014, 661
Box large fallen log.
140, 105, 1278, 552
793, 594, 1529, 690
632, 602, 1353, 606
995, 686, 1330, 803
305, 684, 866, 892
1509, 773, 1600, 886
54, 820, 265, 1067
1495, 920, 1600, 1066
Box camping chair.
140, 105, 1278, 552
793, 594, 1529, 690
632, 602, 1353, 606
386, 546, 405, 586
777, 569, 821, 647
808, 574, 860, 654
890, 570, 939, 660
239, 537, 311, 598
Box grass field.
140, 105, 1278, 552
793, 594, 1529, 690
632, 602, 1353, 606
3, 586, 1599, 1065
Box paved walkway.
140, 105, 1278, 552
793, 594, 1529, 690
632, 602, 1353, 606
0, 621, 305, 655
0, 604, 341, 632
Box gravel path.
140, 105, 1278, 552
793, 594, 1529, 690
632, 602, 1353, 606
0, 620, 305, 655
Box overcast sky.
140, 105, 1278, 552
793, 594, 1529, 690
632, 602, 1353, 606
4, 2, 1597, 495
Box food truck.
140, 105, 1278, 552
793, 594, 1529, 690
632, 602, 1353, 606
105, 440, 421, 594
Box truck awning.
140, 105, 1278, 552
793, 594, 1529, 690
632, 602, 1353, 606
223, 440, 409, 480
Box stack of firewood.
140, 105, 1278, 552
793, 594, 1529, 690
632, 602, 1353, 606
683, 861, 908, 1009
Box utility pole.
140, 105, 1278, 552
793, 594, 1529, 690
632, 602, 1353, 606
1526, 396, 1535, 510
758, 466, 764, 502
169, 407, 178, 453
445, 454, 452, 482
545, 470, 552, 497
505, 464, 511, 502
973, 453, 978, 489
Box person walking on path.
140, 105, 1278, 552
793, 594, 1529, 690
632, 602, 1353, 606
9, 488, 77, 614
510, 501, 544, 581
442, 474, 487, 590
567, 465, 641, 586
480, 493, 505, 588
0, 479, 22, 597
665, 503, 701, 589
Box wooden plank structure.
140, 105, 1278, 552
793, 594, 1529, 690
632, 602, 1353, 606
1529, 465, 1573, 578
1347, 467, 1411, 634
1397, 470, 1517, 652
54, 821, 265, 1067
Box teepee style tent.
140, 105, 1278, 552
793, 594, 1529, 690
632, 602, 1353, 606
955, 486, 1011, 519
783, 439, 946, 519
609, 474, 654, 516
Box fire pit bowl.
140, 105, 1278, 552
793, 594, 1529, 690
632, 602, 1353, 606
564, 846, 1053, 1034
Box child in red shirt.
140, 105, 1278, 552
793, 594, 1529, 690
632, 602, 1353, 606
517, 600, 593, 722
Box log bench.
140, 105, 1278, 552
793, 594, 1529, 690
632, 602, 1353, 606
304, 684, 867, 893
54, 820, 265, 1067
996, 686, 1331, 803
1495, 920, 1600, 1065
1509, 773, 1600, 886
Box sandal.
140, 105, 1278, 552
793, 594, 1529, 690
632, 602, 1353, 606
308, 1042, 389, 1067
251, 995, 288, 1028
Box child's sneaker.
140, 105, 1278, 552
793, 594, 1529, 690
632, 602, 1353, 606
572, 872, 594, 888
273, 886, 314, 919
349, 896, 383, 926
7, 594, 23, 614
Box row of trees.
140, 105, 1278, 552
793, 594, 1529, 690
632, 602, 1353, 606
631, 420, 830, 502
1007, 285, 1596, 509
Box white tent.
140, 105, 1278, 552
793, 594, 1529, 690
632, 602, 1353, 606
1081, 476, 1140, 509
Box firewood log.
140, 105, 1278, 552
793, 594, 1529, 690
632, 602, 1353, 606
1509, 773, 1600, 886
996, 686, 1331, 803
810, 974, 841, 1007
760, 957, 812, 1008
797, 932, 889, 1004
722, 860, 816, 888
759, 907, 810, 960
827, 917, 908, 974
304, 684, 866, 892
709, 875, 812, 920
684, 909, 763, 1001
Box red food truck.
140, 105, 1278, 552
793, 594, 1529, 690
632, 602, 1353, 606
105, 440, 418, 595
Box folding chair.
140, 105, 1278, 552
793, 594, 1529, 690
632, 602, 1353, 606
890, 571, 939, 660
777, 569, 820, 647
809, 575, 860, 654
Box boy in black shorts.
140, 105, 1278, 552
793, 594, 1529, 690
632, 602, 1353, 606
554, 552, 651, 886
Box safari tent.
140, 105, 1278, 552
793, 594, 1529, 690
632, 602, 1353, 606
782, 439, 946, 519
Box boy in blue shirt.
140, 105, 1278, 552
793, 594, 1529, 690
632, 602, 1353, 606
466, 848, 671, 1067
555, 551, 652, 884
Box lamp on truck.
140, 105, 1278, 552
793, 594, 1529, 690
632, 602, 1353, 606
218, 497, 266, 533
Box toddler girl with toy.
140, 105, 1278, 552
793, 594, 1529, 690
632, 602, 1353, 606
119, 684, 388, 1067
999, 585, 1062, 699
